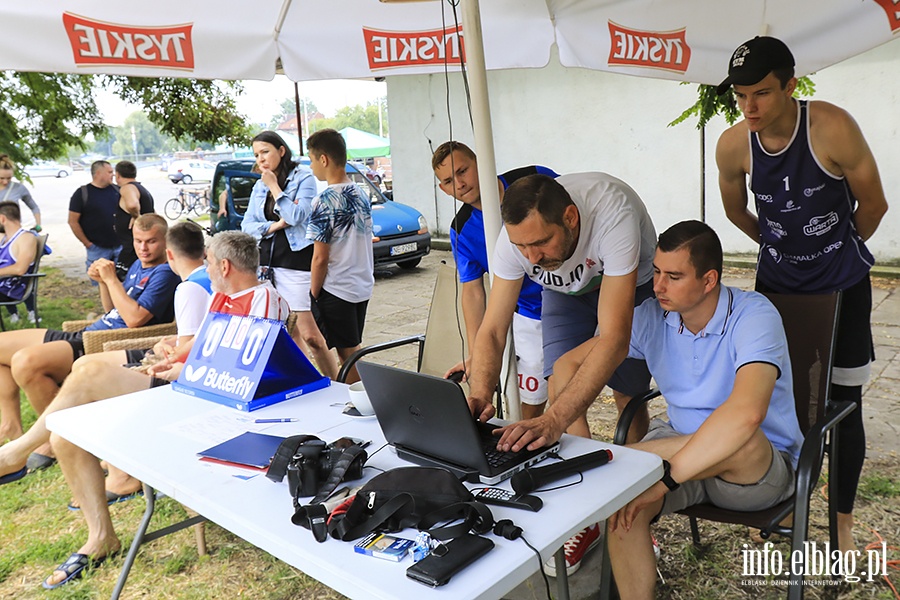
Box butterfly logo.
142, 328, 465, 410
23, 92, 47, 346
184, 365, 207, 382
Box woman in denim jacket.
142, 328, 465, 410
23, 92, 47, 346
241, 131, 337, 378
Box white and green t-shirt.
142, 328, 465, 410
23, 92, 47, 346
307, 182, 374, 303
493, 172, 656, 295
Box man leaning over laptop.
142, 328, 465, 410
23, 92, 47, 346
573, 221, 802, 600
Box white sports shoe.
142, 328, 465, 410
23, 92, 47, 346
8, 313, 19, 324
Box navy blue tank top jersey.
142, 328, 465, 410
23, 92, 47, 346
750, 100, 874, 293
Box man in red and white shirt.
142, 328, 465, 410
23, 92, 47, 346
42, 231, 290, 589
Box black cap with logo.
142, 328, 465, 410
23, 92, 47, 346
715, 36, 795, 95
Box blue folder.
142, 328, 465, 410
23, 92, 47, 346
197, 431, 286, 470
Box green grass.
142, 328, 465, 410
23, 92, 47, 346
3, 266, 102, 332
858, 474, 900, 500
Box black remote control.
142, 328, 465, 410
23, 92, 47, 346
473, 487, 543, 512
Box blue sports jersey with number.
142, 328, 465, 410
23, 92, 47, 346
86, 261, 180, 331
750, 100, 873, 293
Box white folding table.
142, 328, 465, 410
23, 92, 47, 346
46, 383, 661, 600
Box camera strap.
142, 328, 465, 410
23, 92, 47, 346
292, 444, 368, 542
312, 445, 368, 504
266, 435, 322, 483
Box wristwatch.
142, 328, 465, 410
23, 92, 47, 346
660, 460, 680, 491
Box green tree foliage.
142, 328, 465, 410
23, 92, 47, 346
669, 76, 816, 129
310, 99, 388, 137
112, 112, 177, 157
0, 72, 103, 168
269, 97, 319, 130
0, 72, 250, 168
109, 76, 249, 145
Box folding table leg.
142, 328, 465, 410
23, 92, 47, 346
555, 547, 571, 600
112, 483, 157, 600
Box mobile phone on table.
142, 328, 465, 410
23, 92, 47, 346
406, 534, 494, 587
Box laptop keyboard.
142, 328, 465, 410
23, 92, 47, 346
479, 432, 521, 468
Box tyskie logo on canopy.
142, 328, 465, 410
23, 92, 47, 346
874, 0, 900, 33
363, 25, 465, 70
62, 12, 194, 70
607, 22, 690, 74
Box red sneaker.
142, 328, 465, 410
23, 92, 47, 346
543, 523, 601, 577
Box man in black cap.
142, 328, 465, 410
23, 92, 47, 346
715, 36, 888, 555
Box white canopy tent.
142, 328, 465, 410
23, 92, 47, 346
4, 2, 897, 84
3, 0, 897, 266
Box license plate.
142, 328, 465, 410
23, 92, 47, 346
390, 242, 417, 256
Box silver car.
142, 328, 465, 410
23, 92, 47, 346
24, 160, 73, 178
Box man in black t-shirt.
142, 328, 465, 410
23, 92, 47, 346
67, 160, 121, 285
113, 160, 155, 269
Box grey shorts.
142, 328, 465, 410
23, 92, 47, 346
642, 419, 796, 516
541, 279, 654, 396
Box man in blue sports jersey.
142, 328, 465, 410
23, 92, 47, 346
432, 141, 558, 419
716, 36, 889, 554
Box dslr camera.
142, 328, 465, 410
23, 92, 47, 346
287, 437, 365, 499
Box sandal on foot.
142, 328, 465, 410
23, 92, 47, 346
67, 489, 144, 511
26, 452, 56, 472
0, 467, 27, 486
41, 552, 107, 589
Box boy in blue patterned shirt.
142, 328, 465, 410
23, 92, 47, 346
306, 129, 374, 384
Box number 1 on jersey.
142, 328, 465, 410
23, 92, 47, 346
783, 176, 790, 192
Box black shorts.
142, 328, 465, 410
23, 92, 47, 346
124, 348, 152, 364
43, 329, 86, 361
310, 288, 368, 350
149, 377, 170, 389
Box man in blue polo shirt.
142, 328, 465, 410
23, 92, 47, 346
432, 141, 558, 419
594, 221, 803, 599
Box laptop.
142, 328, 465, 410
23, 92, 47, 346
357, 361, 560, 485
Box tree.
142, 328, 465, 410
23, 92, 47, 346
310, 99, 388, 137
269, 97, 319, 130
0, 72, 250, 168
669, 77, 816, 129
111, 112, 176, 157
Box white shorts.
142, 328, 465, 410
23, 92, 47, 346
513, 312, 547, 405
273, 267, 311, 312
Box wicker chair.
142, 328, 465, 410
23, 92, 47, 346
61, 320, 177, 355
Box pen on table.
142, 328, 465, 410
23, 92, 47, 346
254, 418, 298, 424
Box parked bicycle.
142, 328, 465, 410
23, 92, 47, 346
164, 187, 209, 220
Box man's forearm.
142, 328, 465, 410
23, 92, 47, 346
548, 336, 628, 430
854, 203, 887, 241
467, 325, 507, 402
98, 281, 114, 313
309, 261, 327, 297
104, 279, 147, 326
724, 208, 761, 243
69, 220, 92, 247
0, 263, 28, 278
460, 281, 487, 353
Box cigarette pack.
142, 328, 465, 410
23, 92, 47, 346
354, 533, 415, 562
